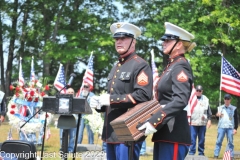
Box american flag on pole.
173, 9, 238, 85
187, 84, 198, 123
54, 64, 66, 93
19, 57, 25, 86
220, 56, 240, 96
223, 150, 231, 160
30, 56, 35, 82
76, 52, 94, 97
7, 128, 13, 140
150, 49, 159, 99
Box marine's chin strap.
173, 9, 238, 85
167, 40, 179, 56
120, 38, 134, 57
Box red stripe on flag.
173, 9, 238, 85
220, 57, 240, 96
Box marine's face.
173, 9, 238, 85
162, 39, 177, 55
114, 37, 135, 55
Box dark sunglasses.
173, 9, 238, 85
196, 90, 202, 92
83, 85, 89, 88
224, 98, 230, 100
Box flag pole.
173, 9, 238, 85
219, 54, 223, 107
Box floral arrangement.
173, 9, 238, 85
83, 109, 104, 135
83, 91, 105, 135
7, 78, 54, 134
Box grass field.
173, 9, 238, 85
0, 118, 239, 160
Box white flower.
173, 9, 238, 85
83, 109, 104, 135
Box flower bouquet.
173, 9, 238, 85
82, 91, 106, 135
7, 78, 54, 134
83, 109, 104, 135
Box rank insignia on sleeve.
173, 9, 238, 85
177, 70, 188, 82
137, 71, 149, 86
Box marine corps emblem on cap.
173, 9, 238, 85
117, 23, 121, 28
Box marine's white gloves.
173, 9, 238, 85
89, 96, 101, 109
138, 122, 157, 136
99, 93, 110, 106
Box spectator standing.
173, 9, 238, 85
189, 85, 212, 156
77, 82, 95, 144
0, 91, 6, 124
59, 87, 77, 153
214, 93, 238, 159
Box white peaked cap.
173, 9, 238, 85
164, 22, 194, 41
110, 22, 141, 39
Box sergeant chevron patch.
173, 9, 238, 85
137, 71, 149, 86
177, 70, 188, 82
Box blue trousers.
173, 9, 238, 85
78, 117, 94, 144
214, 128, 234, 157
140, 140, 146, 155
102, 142, 107, 152
153, 142, 189, 160
189, 125, 206, 155
106, 142, 142, 160
60, 128, 76, 152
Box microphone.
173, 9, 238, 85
67, 73, 76, 87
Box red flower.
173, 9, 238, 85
15, 87, 20, 92
41, 92, 45, 96
10, 85, 15, 90
15, 93, 19, 97
27, 97, 33, 101
25, 93, 28, 98
30, 90, 35, 96
34, 97, 39, 102
45, 85, 49, 91
10, 110, 15, 114
11, 104, 16, 108
23, 88, 28, 92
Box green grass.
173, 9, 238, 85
0, 119, 240, 160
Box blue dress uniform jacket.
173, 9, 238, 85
150, 55, 193, 145
99, 52, 153, 143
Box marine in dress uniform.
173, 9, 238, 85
139, 22, 197, 160
90, 22, 153, 160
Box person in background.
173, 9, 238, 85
214, 93, 238, 159
77, 82, 95, 144
90, 22, 153, 160
59, 87, 77, 153
138, 22, 196, 160
189, 84, 212, 156
0, 91, 6, 125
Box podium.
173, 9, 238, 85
42, 94, 92, 115
42, 94, 92, 160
